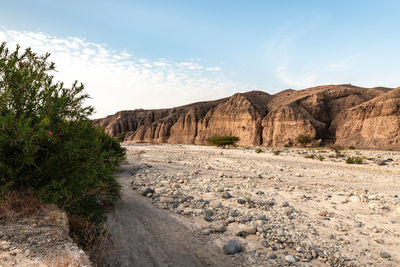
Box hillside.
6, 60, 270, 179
93, 84, 400, 149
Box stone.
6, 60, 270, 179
395, 206, 400, 215
141, 187, 154, 196
218, 172, 225, 178
223, 240, 242, 255
204, 216, 213, 222
281, 201, 289, 207
239, 224, 257, 234
212, 223, 226, 233
377, 160, 387, 166
237, 199, 246, 204
380, 252, 391, 259
318, 210, 328, 217
205, 209, 214, 217
222, 192, 232, 199
350, 196, 360, 202
285, 255, 298, 263
256, 214, 267, 221
202, 229, 213, 235
268, 254, 277, 259
160, 197, 174, 203
368, 201, 381, 210
230, 210, 239, 217
209, 200, 222, 208
183, 208, 193, 215
284, 206, 294, 216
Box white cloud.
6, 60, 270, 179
0, 29, 248, 118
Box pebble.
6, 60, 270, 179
160, 197, 174, 203
380, 252, 391, 259
212, 222, 226, 232
395, 206, 400, 215
223, 240, 242, 255
268, 254, 277, 259
285, 255, 298, 263
284, 206, 294, 216
222, 192, 232, 199
239, 225, 257, 234
183, 208, 193, 215
209, 200, 222, 208
237, 199, 246, 204
218, 172, 224, 178
141, 187, 154, 196
350, 196, 360, 202
318, 210, 328, 217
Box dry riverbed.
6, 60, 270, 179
125, 143, 400, 266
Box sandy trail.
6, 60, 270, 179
102, 160, 234, 267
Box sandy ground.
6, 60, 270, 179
111, 144, 400, 267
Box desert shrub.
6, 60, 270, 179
255, 148, 263, 153
304, 154, 315, 159
318, 155, 325, 161
296, 134, 314, 146
116, 132, 127, 142
348, 146, 356, 150
346, 157, 363, 164
207, 136, 239, 148
0, 42, 125, 257
329, 144, 344, 151
273, 150, 281, 155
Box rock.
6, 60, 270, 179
212, 223, 226, 233
209, 200, 223, 208
285, 255, 298, 263
268, 254, 277, 259
281, 201, 289, 207
318, 210, 328, 217
223, 240, 242, 255
183, 208, 193, 215
230, 210, 239, 217
350, 196, 360, 202
380, 252, 391, 259
222, 192, 232, 199
204, 216, 213, 222
296, 246, 304, 253
368, 201, 381, 210
284, 206, 294, 216
160, 197, 174, 203
205, 209, 214, 217
377, 160, 387, 166
202, 229, 213, 235
218, 172, 225, 178
239, 224, 257, 234
237, 199, 246, 204
256, 214, 267, 221
141, 187, 154, 196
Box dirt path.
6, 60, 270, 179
102, 161, 235, 267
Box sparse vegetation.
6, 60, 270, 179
0, 42, 125, 261
207, 136, 240, 148
255, 148, 263, 153
273, 150, 281, 155
318, 155, 325, 161
116, 132, 127, 142
296, 134, 314, 146
304, 154, 315, 159
346, 156, 363, 164
349, 146, 356, 150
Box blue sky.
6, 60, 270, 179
1, 0, 399, 117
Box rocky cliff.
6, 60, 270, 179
93, 84, 400, 149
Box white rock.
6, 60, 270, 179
210, 200, 222, 208
368, 201, 381, 210
160, 197, 174, 203
350, 196, 360, 202
218, 172, 224, 178
239, 224, 257, 234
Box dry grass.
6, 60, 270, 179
68, 215, 114, 265
0, 190, 47, 222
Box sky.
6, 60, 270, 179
0, 0, 399, 118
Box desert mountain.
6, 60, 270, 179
93, 84, 400, 149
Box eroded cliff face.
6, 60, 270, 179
93, 85, 400, 149
333, 87, 400, 149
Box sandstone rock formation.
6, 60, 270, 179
93, 84, 400, 149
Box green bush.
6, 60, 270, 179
116, 132, 127, 142
348, 146, 356, 150
273, 150, 281, 155
0, 42, 125, 221
346, 157, 363, 164
255, 148, 263, 153
318, 155, 325, 161
207, 136, 239, 148
296, 134, 314, 146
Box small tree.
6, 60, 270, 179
207, 136, 239, 148
296, 134, 314, 146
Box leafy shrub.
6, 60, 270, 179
304, 154, 315, 159
296, 134, 314, 146
255, 148, 263, 153
273, 150, 281, 155
348, 146, 356, 150
207, 136, 239, 148
318, 155, 325, 161
346, 157, 363, 164
0, 43, 125, 258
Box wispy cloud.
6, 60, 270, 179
0, 29, 248, 118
